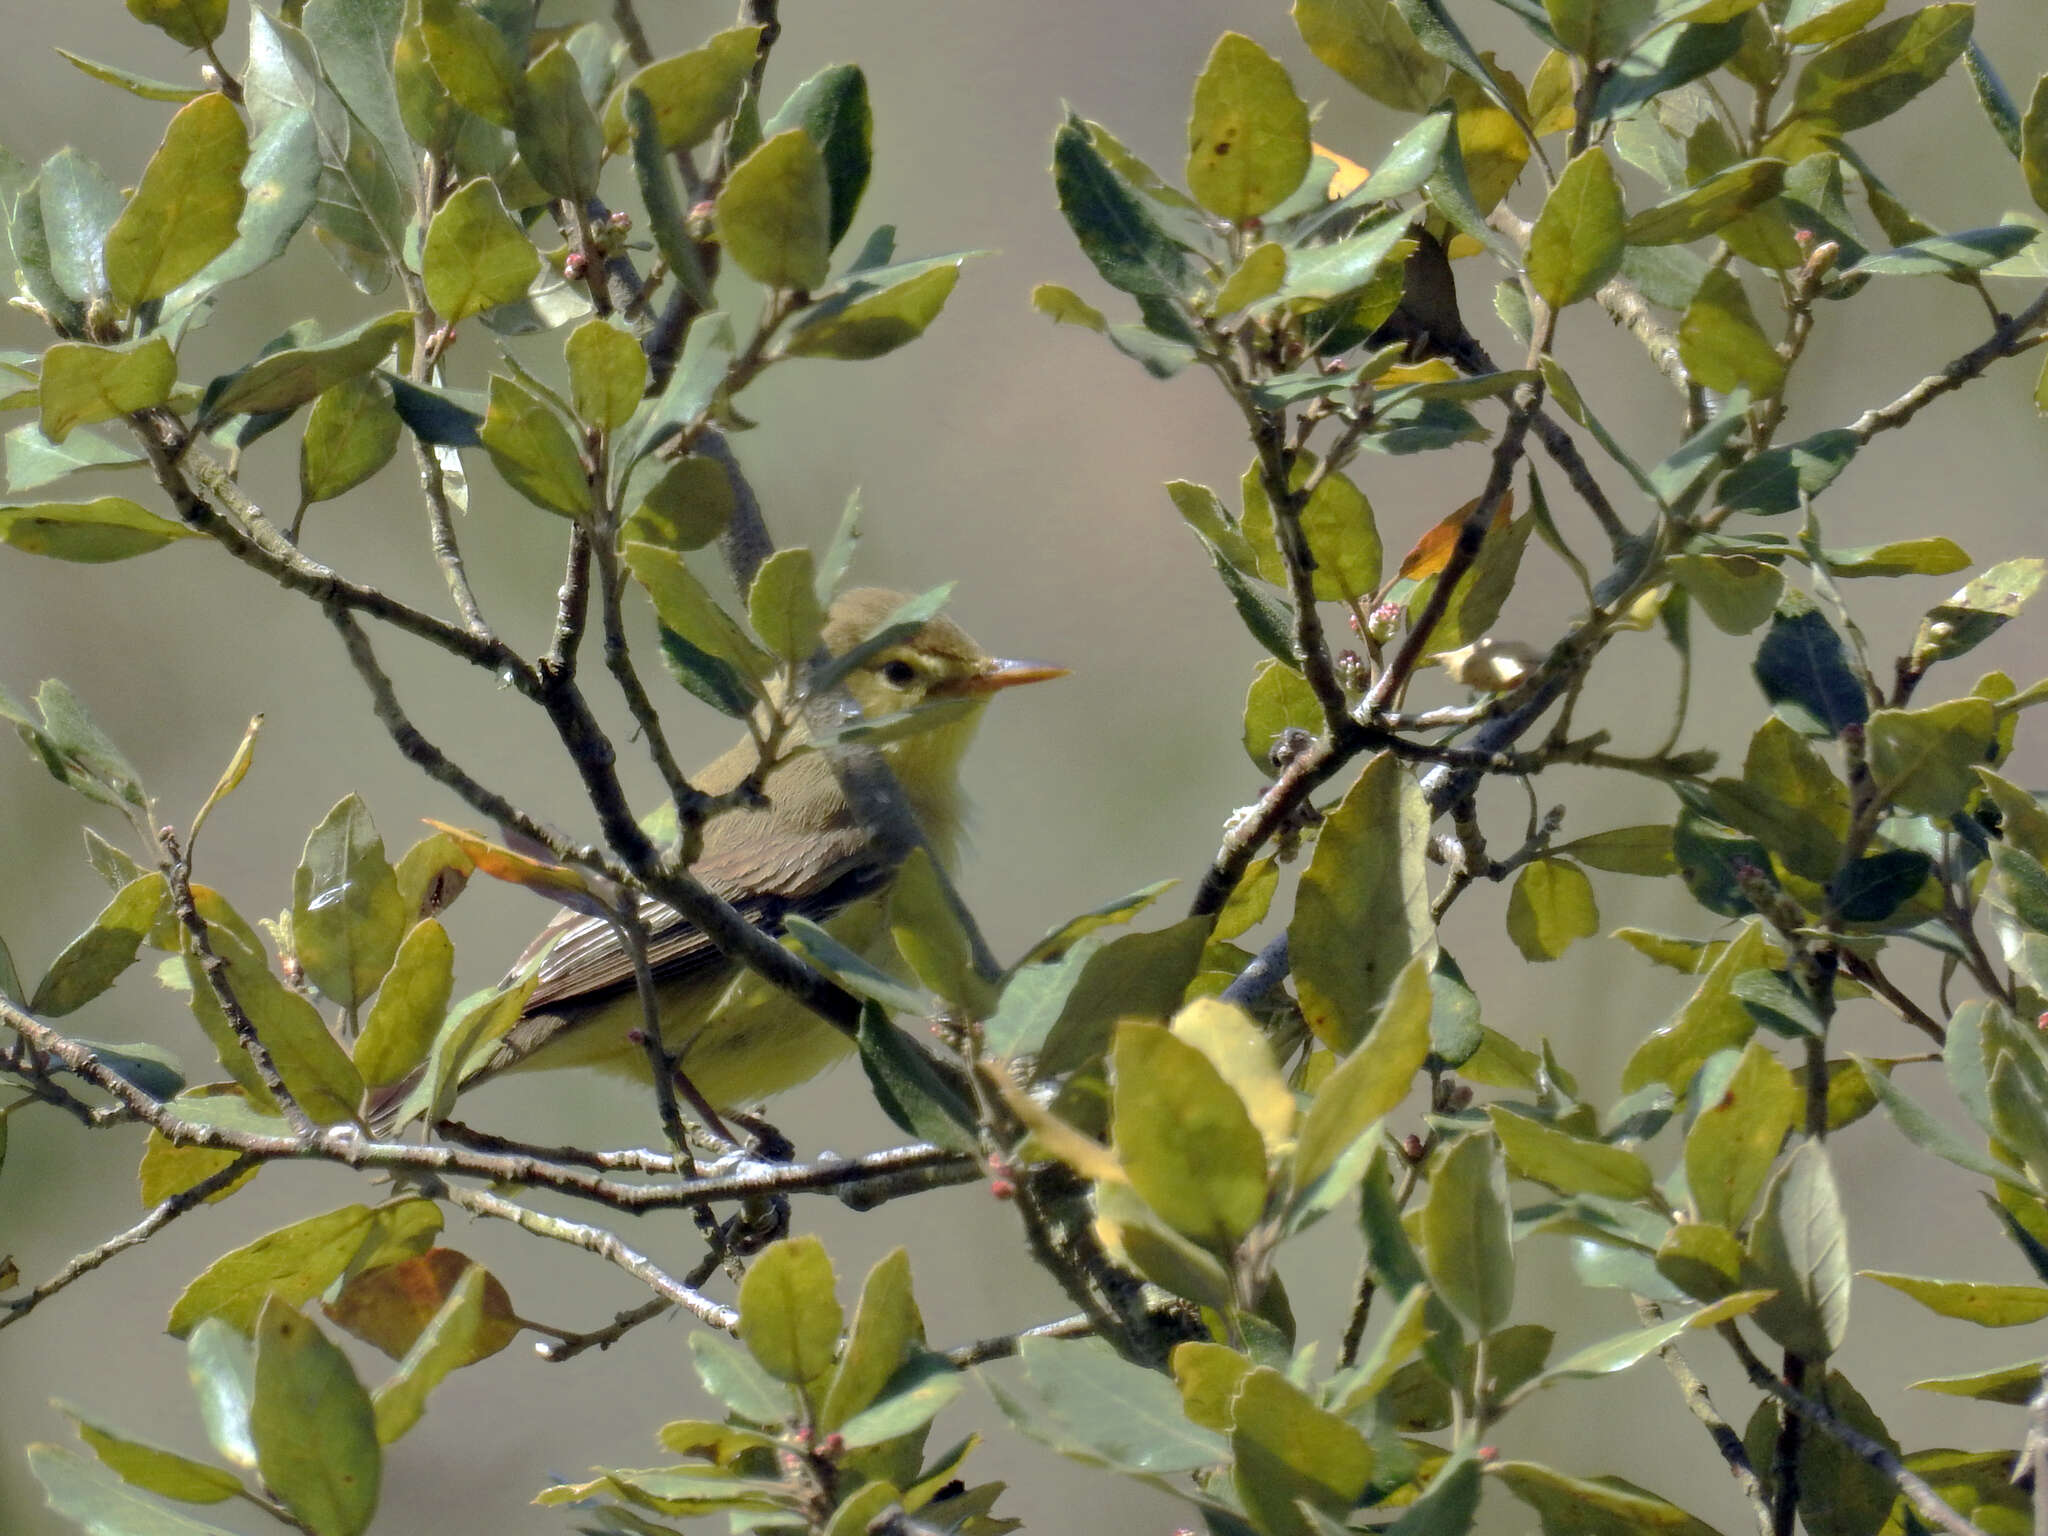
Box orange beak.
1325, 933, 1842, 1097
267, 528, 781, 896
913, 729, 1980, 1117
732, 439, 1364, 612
940, 657, 1071, 697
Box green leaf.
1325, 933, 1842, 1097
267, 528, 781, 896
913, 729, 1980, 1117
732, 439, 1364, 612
740, 546, 824, 666
5, 422, 144, 494
1497, 1461, 1726, 1536
765, 64, 872, 249
1211, 242, 1287, 315
1293, 753, 1434, 1051
1746, 1141, 1850, 1358
186, 1320, 258, 1470
1913, 558, 2047, 666
167, 1202, 436, 1337
1910, 1359, 2048, 1404
738, 1235, 842, 1384
1622, 920, 1768, 1092
0, 496, 197, 563
352, 920, 453, 1090
251, 1298, 380, 1536
1008, 1334, 1227, 1473
1715, 430, 1859, 519
292, 794, 405, 1012
1680, 268, 1785, 396
1866, 699, 1997, 815
1830, 848, 1934, 923
1241, 456, 1383, 603
1667, 553, 1784, 636
1782, 0, 1885, 46
1822, 536, 1970, 578
39, 147, 125, 303
1242, 657, 1322, 770
1623, 157, 1785, 245
783, 261, 965, 360
1111, 1020, 1270, 1251
1037, 916, 1210, 1077
1292, 955, 1432, 1195
1489, 1105, 1653, 1200
717, 130, 831, 292
1849, 225, 2040, 277
27, 1445, 241, 1536
886, 844, 994, 1017
202, 311, 411, 423
297, 376, 401, 508
1528, 148, 1625, 308
1686, 1039, 1798, 1227
623, 456, 733, 553
562, 319, 647, 435
125, 0, 229, 48
300, 0, 411, 200
1596, 16, 1752, 115
479, 374, 591, 517
139, 1121, 258, 1206
1423, 1132, 1515, 1334
418, 0, 522, 128
516, 44, 603, 203
1186, 33, 1312, 223
834, 1353, 963, 1449
1232, 1367, 1373, 1536
1505, 859, 1599, 961
818, 1249, 919, 1432
1292, 0, 1445, 112
40, 338, 176, 444
603, 26, 761, 152
1423, 511, 1537, 658
0, 677, 146, 810
1555, 824, 1674, 876
1657, 1221, 1746, 1302
2024, 74, 2048, 215
1862, 1271, 2048, 1328
688, 1331, 788, 1425
1032, 281, 1107, 331
422, 178, 538, 326
60, 1403, 245, 1504
368, 1263, 488, 1444
1051, 118, 1191, 304
626, 542, 771, 696
30, 873, 166, 1016
1394, 0, 1536, 144
1790, 4, 1973, 133
1753, 596, 1869, 736
1538, 1294, 1771, 1383
104, 93, 248, 307
1016, 879, 1178, 971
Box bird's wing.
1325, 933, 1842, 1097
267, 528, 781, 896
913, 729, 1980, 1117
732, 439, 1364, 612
516, 828, 886, 1014
469, 804, 888, 1083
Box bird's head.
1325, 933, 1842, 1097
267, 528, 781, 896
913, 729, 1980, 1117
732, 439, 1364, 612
818, 587, 1067, 805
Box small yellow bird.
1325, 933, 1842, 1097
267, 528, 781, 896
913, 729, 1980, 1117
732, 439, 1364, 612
460, 588, 1065, 1112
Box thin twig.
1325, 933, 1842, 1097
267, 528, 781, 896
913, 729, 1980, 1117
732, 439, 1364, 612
1635, 1299, 1772, 1536
1846, 289, 2048, 444
440, 1182, 740, 1332
158, 830, 315, 1139
1720, 1323, 1991, 1536
0, 1153, 259, 1330
943, 1313, 1097, 1368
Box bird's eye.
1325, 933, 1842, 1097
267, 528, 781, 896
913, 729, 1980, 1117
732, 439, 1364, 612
881, 659, 918, 687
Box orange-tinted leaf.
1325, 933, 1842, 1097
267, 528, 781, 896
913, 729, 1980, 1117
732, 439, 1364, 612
1396, 492, 1513, 582
1314, 142, 1370, 198
322, 1249, 518, 1364
419, 821, 593, 903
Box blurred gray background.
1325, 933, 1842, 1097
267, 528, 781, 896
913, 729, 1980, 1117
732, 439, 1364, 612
3, 3, 2046, 1533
